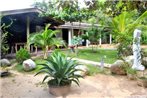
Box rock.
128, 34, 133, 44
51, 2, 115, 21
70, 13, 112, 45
110, 60, 127, 75
142, 57, 147, 68
23, 59, 36, 71
74, 65, 88, 76
125, 55, 134, 66
0, 59, 11, 67
113, 60, 124, 65
0, 71, 10, 77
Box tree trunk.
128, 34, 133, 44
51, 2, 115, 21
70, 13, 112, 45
43, 46, 48, 59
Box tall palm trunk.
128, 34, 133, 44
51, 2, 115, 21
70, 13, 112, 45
43, 46, 48, 59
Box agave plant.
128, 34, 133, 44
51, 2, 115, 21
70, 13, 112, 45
29, 24, 65, 59
35, 51, 82, 86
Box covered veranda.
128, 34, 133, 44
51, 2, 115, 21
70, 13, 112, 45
1, 8, 64, 54
58, 22, 112, 46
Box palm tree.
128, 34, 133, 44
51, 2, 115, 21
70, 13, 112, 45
111, 10, 147, 56
29, 24, 65, 59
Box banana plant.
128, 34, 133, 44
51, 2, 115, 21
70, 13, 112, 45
29, 24, 65, 59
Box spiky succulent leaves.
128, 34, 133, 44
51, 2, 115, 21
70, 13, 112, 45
35, 51, 82, 86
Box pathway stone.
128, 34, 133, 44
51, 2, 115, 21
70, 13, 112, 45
70, 58, 111, 68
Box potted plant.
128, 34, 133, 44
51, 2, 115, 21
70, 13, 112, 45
35, 51, 82, 96
126, 67, 137, 80
137, 72, 147, 88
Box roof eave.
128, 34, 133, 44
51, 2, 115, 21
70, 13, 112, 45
0, 8, 42, 16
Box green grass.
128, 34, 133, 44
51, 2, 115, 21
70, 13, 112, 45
85, 64, 110, 76
13, 48, 117, 74
86, 64, 103, 75
62, 49, 118, 64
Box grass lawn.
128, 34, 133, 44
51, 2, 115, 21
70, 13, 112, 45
61, 49, 118, 64
85, 64, 110, 75
13, 59, 110, 76
13, 48, 118, 73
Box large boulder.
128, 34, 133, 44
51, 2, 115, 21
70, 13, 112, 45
124, 55, 134, 66
110, 60, 127, 75
74, 65, 88, 76
0, 59, 11, 67
142, 57, 147, 68
23, 59, 36, 71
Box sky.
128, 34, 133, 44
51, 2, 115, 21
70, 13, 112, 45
0, 0, 42, 11
0, 0, 88, 11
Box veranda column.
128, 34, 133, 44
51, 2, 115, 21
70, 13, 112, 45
109, 34, 112, 44
99, 34, 102, 46
68, 29, 72, 46
26, 16, 30, 52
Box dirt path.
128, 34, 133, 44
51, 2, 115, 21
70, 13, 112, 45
0, 70, 147, 98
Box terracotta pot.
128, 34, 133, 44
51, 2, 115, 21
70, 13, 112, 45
137, 77, 147, 88
49, 84, 71, 96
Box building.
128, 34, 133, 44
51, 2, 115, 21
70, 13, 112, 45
58, 22, 112, 46
1, 8, 112, 54
1, 8, 64, 53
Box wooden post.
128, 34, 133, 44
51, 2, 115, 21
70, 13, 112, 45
26, 16, 30, 52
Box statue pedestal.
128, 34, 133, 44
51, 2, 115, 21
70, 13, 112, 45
132, 64, 145, 71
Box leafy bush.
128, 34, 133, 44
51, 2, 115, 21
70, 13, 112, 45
1, 32, 9, 57
126, 68, 137, 75
16, 48, 31, 63
141, 32, 147, 44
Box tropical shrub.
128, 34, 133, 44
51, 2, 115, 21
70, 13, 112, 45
1, 32, 9, 57
16, 48, 31, 63
29, 24, 65, 59
1, 16, 13, 57
141, 31, 147, 44
126, 67, 137, 75
110, 10, 147, 56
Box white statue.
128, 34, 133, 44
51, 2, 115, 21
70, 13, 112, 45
132, 29, 145, 71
